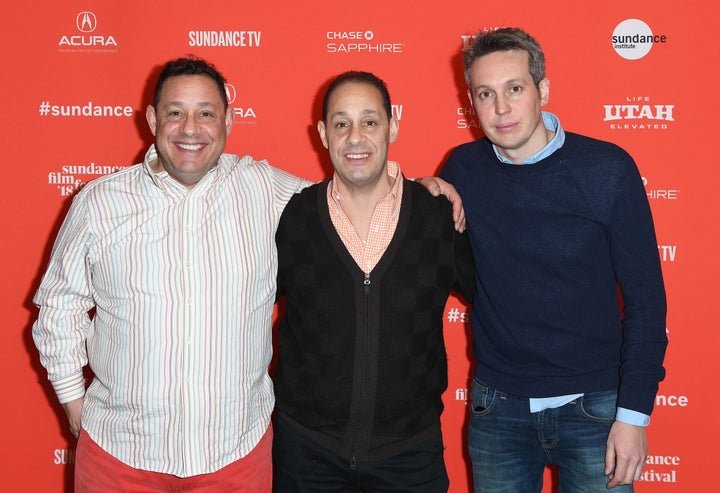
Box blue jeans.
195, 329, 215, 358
468, 378, 633, 493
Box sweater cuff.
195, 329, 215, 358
51, 372, 86, 404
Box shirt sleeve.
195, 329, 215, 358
32, 192, 95, 403
616, 407, 651, 427
268, 164, 313, 216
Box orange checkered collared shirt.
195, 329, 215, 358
327, 161, 404, 274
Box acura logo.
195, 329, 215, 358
224, 83, 237, 104
76, 12, 97, 33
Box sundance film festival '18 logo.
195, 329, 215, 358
47, 162, 125, 197
58, 11, 118, 53
612, 19, 667, 60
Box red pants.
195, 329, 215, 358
75, 425, 272, 492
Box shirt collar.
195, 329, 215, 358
493, 111, 565, 165
330, 160, 403, 204
142, 144, 230, 190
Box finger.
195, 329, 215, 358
634, 462, 645, 482
606, 459, 633, 489
454, 212, 466, 233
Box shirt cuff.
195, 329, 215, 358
616, 407, 650, 427
51, 372, 86, 404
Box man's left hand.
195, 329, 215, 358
605, 421, 648, 488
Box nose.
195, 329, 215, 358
495, 95, 511, 115
347, 123, 364, 145
180, 116, 199, 136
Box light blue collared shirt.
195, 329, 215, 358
495, 112, 650, 428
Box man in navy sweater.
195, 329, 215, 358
440, 28, 667, 492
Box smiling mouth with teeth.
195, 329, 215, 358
178, 143, 203, 151
346, 153, 370, 159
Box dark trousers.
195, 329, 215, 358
272, 416, 449, 493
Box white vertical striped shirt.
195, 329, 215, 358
32, 145, 310, 477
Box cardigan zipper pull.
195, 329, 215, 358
363, 273, 371, 294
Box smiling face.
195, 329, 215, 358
467, 49, 550, 164
317, 81, 398, 192
146, 74, 233, 188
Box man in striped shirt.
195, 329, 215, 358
32, 56, 311, 492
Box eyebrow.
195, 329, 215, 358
474, 77, 527, 90
163, 100, 219, 108
330, 108, 381, 118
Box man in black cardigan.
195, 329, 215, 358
272, 71, 475, 493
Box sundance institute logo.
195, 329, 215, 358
612, 19, 667, 60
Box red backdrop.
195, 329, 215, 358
1, 1, 715, 490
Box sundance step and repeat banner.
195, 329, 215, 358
1, 0, 716, 491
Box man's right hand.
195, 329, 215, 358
62, 397, 84, 438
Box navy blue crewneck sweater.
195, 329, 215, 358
441, 132, 667, 415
